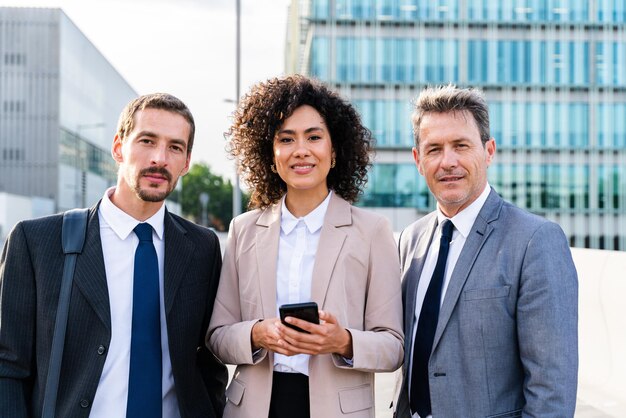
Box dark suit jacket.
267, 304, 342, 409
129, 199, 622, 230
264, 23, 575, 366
0, 203, 228, 418
394, 189, 578, 417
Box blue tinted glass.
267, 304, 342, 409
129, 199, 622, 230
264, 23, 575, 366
465, 0, 592, 22
597, 103, 606, 147
361, 163, 431, 208
490, 102, 502, 145
311, 37, 330, 80
616, 104, 626, 148
312, 0, 329, 19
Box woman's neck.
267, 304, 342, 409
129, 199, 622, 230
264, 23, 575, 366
284, 188, 330, 218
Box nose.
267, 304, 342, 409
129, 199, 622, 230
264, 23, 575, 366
293, 138, 310, 157
150, 144, 168, 166
440, 147, 458, 169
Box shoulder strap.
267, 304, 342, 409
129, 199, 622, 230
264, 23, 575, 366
62, 208, 89, 254
42, 208, 89, 418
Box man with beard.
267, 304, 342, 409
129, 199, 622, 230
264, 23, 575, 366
0, 93, 228, 418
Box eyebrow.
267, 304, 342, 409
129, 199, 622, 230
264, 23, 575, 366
277, 126, 325, 135
424, 137, 472, 145
135, 130, 158, 138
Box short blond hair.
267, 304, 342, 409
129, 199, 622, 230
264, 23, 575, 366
117, 93, 195, 154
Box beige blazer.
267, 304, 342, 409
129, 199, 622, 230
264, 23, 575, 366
208, 193, 403, 418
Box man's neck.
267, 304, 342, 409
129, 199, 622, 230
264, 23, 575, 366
109, 186, 164, 221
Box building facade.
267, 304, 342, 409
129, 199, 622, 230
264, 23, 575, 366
286, 0, 626, 250
0, 7, 138, 241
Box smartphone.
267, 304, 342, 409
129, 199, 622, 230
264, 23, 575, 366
279, 302, 320, 333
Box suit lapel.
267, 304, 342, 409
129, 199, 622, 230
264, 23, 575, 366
402, 213, 437, 365
163, 211, 194, 315
72, 204, 111, 330
432, 190, 502, 352
310, 193, 350, 308
255, 203, 281, 318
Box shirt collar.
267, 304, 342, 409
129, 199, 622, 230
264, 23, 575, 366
437, 183, 491, 239
280, 191, 332, 235
99, 187, 166, 240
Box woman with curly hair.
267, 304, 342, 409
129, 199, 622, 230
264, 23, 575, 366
208, 75, 403, 418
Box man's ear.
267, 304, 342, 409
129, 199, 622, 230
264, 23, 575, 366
485, 138, 496, 166
180, 153, 191, 176
412, 147, 423, 176
112, 134, 124, 163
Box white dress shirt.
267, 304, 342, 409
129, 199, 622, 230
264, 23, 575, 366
90, 187, 180, 418
273, 191, 332, 376
409, 184, 491, 418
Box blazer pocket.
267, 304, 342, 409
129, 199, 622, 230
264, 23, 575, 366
464, 285, 510, 301
338, 384, 373, 414
226, 378, 245, 406
486, 408, 522, 418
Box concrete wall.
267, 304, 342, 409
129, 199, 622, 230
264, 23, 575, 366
574, 248, 626, 415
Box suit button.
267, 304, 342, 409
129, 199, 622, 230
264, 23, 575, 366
97, 345, 106, 355
80, 399, 90, 408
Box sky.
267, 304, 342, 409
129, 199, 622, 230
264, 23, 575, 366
1, 0, 292, 179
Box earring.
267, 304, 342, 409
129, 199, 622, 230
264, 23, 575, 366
270, 164, 277, 173
330, 157, 336, 168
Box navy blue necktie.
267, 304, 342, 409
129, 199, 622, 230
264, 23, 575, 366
127, 223, 162, 417
410, 219, 454, 417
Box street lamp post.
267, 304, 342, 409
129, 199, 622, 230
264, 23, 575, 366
232, 0, 242, 218
199, 192, 210, 227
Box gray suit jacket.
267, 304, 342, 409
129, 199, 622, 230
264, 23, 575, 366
395, 189, 578, 418
0, 203, 228, 418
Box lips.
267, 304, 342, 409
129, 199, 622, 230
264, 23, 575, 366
440, 176, 462, 182
140, 167, 172, 183
291, 163, 315, 174
437, 173, 465, 182
145, 174, 167, 183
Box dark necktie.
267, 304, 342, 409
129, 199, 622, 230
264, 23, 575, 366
410, 219, 454, 417
127, 223, 162, 417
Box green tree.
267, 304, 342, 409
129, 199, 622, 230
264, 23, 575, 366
182, 163, 247, 231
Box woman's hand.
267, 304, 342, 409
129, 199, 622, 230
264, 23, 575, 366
276, 310, 353, 358
250, 318, 280, 352
250, 318, 300, 356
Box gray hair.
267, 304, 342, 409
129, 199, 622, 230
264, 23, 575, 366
412, 84, 490, 147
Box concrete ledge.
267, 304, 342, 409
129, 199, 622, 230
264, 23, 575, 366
574, 248, 626, 416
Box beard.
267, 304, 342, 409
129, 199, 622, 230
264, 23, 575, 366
133, 166, 176, 202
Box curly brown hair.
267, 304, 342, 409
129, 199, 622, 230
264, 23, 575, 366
227, 75, 373, 209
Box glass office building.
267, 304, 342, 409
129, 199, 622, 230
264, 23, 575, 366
286, 0, 626, 250
0, 7, 137, 240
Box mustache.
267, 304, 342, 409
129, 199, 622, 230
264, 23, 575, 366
436, 170, 465, 179
140, 166, 172, 182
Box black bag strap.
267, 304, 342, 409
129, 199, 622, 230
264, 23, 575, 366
42, 208, 89, 418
